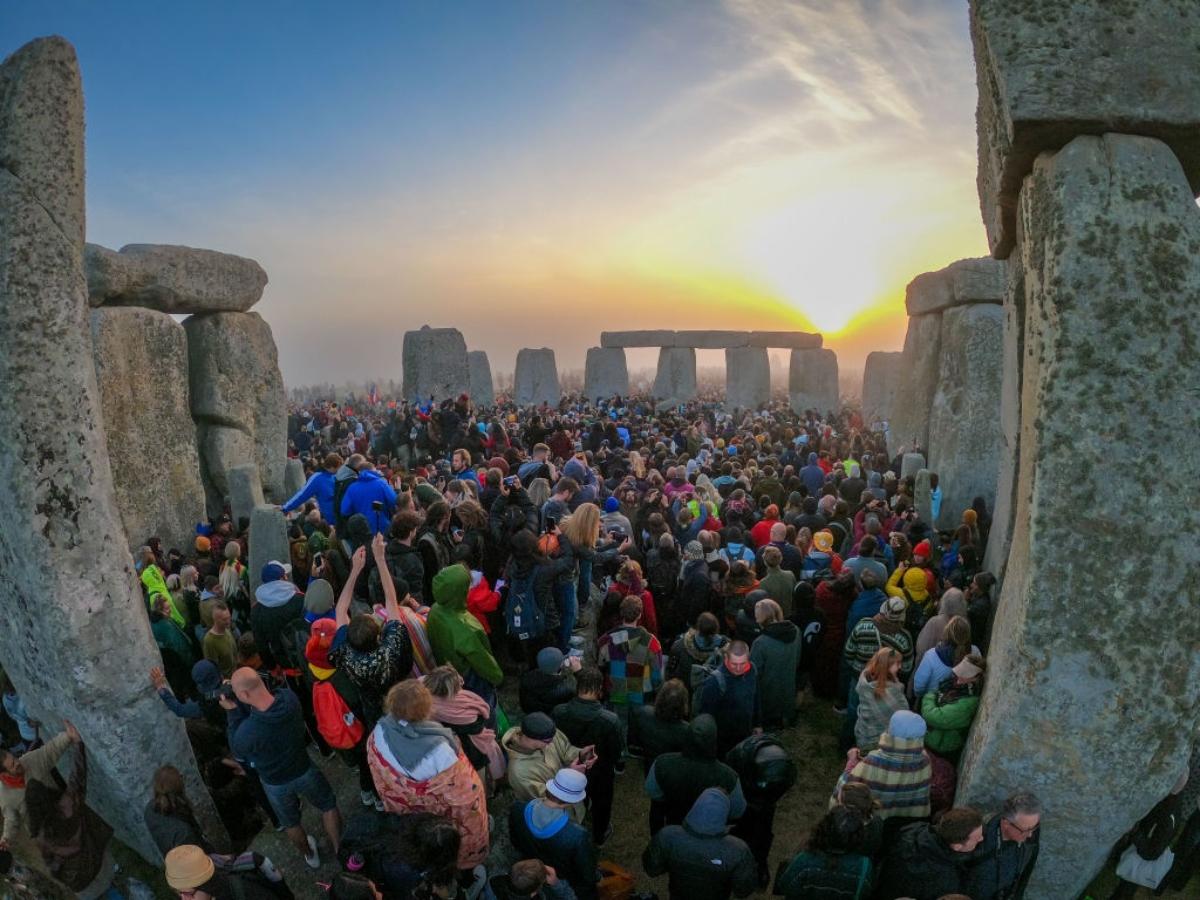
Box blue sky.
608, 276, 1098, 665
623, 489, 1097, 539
2, 1, 985, 386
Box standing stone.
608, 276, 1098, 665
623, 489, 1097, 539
888, 313, 942, 455
957, 134, 1200, 897
467, 350, 494, 406
401, 326, 469, 403
983, 259, 1025, 579
861, 351, 903, 427
970, 0, 1200, 258
904, 256, 1006, 316
583, 347, 628, 401
900, 453, 925, 481
248, 505, 290, 592
90, 307, 205, 553
513, 348, 560, 406
788, 348, 838, 414
228, 463, 265, 529
653, 346, 697, 406
85, 243, 267, 313
184, 311, 287, 510
914, 469, 933, 532
724, 347, 770, 410
284, 457, 306, 497
0, 36, 220, 861
927, 304, 1004, 530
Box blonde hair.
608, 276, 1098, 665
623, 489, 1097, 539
179, 565, 198, 592
561, 503, 600, 549
526, 477, 551, 510
754, 597, 783, 625
423, 665, 464, 698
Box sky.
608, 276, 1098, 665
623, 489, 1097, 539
2, 0, 988, 388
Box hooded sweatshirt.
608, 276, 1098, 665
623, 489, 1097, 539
250, 581, 304, 670
426, 565, 503, 686
340, 469, 397, 535
646, 714, 745, 828
750, 620, 801, 724
642, 788, 757, 900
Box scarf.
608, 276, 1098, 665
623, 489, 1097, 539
429, 690, 507, 780
0, 772, 25, 789
377, 716, 459, 772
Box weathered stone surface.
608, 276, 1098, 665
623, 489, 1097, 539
927, 303, 1004, 530
401, 325, 469, 403
861, 351, 903, 426
788, 348, 838, 413
467, 350, 494, 406
90, 307, 205, 553
970, 0, 1200, 257
513, 347, 560, 406
957, 134, 1200, 898
601, 330, 676, 349
905, 257, 1006, 316
653, 346, 697, 406
0, 36, 84, 248
228, 463, 265, 529
601, 330, 822, 349
248, 505, 289, 592
888, 314, 942, 455
85, 243, 268, 313
284, 457, 305, 497
675, 329, 755, 349
900, 453, 926, 481
745, 330, 823, 349
184, 311, 286, 510
914, 469, 933, 531
724, 347, 770, 409
0, 37, 219, 862
983, 247, 1025, 579
583, 347, 628, 401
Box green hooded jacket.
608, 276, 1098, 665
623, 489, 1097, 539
426, 564, 503, 686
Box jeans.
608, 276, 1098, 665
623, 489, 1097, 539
554, 581, 577, 652
261, 765, 337, 829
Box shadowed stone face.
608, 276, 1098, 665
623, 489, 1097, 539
957, 133, 1200, 897
514, 347, 560, 406
402, 325, 469, 403
788, 347, 838, 414
725, 346, 769, 410
862, 351, 903, 425
584, 347, 628, 401
653, 346, 696, 406
468, 350, 494, 406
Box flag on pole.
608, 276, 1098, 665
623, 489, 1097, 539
368, 383, 379, 405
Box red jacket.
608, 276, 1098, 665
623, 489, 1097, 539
466, 575, 501, 633
611, 583, 659, 637
750, 516, 779, 548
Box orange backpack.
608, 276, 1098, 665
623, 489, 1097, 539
312, 680, 363, 749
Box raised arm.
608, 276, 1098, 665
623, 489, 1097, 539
336, 546, 367, 628
371, 533, 400, 620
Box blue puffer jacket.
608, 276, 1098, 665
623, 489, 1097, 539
339, 470, 396, 535
282, 469, 335, 522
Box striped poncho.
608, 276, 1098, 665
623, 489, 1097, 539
837, 732, 931, 821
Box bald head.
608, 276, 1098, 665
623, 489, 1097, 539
231, 667, 269, 706
769, 522, 787, 542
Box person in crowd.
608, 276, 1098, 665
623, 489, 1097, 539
642, 787, 757, 900
508, 768, 598, 900
519, 646, 580, 716
665, 611, 727, 703
144, 765, 211, 855
914, 586, 967, 660
842, 595, 915, 716
202, 600, 238, 678
630, 677, 691, 774
877, 806, 985, 900
773, 805, 875, 899
748, 598, 800, 728
696, 641, 759, 757
644, 713, 745, 834
502, 712, 594, 819
0, 719, 81, 869
341, 461, 397, 535
490, 858, 577, 900
424, 665, 506, 783
165, 844, 286, 900
912, 615, 978, 703
283, 452, 342, 522
852, 647, 908, 753
250, 560, 304, 670
838, 710, 932, 830
367, 679, 489, 869
426, 562, 504, 704
921, 654, 986, 763
757, 545, 795, 616
597, 594, 663, 756
552, 666, 623, 845
965, 790, 1042, 900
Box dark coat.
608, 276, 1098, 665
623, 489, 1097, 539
964, 814, 1040, 900
508, 800, 597, 900
642, 789, 757, 900
877, 822, 971, 900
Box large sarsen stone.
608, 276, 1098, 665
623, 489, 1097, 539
725, 347, 770, 410
788, 348, 838, 414
85, 243, 268, 313
514, 348, 560, 406
402, 325, 469, 403
861, 351, 902, 426
467, 350, 494, 406
584, 347, 628, 401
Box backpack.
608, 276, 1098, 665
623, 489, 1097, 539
504, 572, 545, 641
726, 733, 797, 804
312, 680, 364, 749
537, 532, 560, 557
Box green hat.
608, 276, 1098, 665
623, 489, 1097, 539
432, 563, 470, 609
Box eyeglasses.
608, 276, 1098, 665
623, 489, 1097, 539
1005, 818, 1039, 837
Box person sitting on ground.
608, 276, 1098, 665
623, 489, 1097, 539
876, 806, 985, 900
642, 787, 757, 900
144, 765, 212, 855
773, 805, 875, 900
367, 679, 489, 870
164, 843, 288, 900
507, 768, 598, 900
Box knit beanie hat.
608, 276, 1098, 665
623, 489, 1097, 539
537, 647, 565, 674
165, 845, 215, 890
522, 712, 556, 741
194, 535, 211, 554
913, 539, 932, 560
190, 660, 222, 696
684, 541, 704, 561
880, 596, 906, 622
304, 579, 335, 615
888, 710, 927, 741
605, 497, 620, 513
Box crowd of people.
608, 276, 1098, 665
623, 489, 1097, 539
1, 388, 1197, 899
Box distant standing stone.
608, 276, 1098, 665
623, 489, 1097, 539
467, 350, 494, 406
514, 348, 560, 406
402, 325, 469, 403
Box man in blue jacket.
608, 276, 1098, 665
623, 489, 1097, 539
339, 463, 396, 535
282, 452, 341, 522
225, 668, 342, 868
508, 768, 597, 900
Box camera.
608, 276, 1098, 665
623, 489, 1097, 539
504, 475, 521, 488
218, 683, 236, 701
